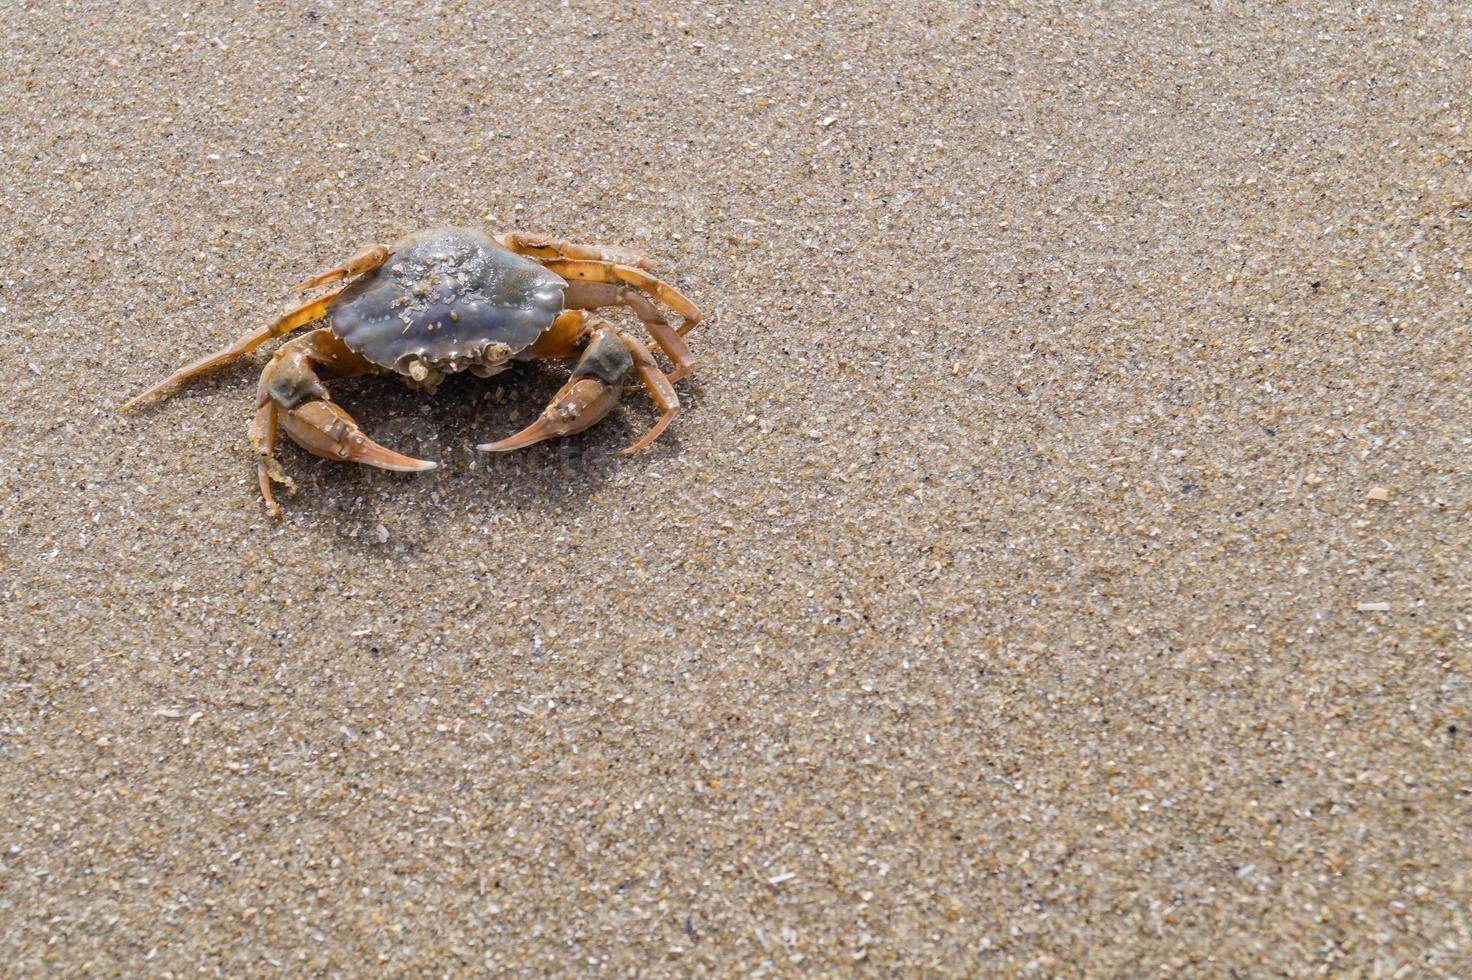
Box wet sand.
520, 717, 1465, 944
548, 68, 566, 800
2, 1, 1469, 974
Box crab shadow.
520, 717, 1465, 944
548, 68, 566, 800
280, 362, 700, 555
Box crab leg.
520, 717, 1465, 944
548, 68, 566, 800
253, 328, 434, 514
562, 280, 697, 382
249, 402, 283, 513
541, 259, 702, 336
614, 331, 681, 454
121, 284, 349, 409
495, 232, 651, 269
290, 243, 390, 293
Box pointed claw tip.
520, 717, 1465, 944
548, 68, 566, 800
119, 388, 161, 411
478, 434, 546, 453
367, 456, 438, 473
477, 419, 563, 453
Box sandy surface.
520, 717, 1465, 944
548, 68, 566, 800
2, 0, 1469, 975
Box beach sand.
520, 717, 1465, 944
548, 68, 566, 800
2, 1, 1468, 973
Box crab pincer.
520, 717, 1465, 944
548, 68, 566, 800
279, 401, 437, 473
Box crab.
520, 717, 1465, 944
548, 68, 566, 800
123, 227, 701, 513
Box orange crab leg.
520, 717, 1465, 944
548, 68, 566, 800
249, 402, 285, 515
562, 280, 697, 382
615, 332, 680, 454
290, 243, 389, 292
495, 232, 651, 269
121, 284, 348, 409
541, 259, 702, 336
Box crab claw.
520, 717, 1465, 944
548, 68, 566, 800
478, 376, 621, 453
281, 400, 437, 472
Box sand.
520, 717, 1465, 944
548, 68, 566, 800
1, 0, 1468, 974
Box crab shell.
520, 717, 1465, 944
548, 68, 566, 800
327, 227, 567, 387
